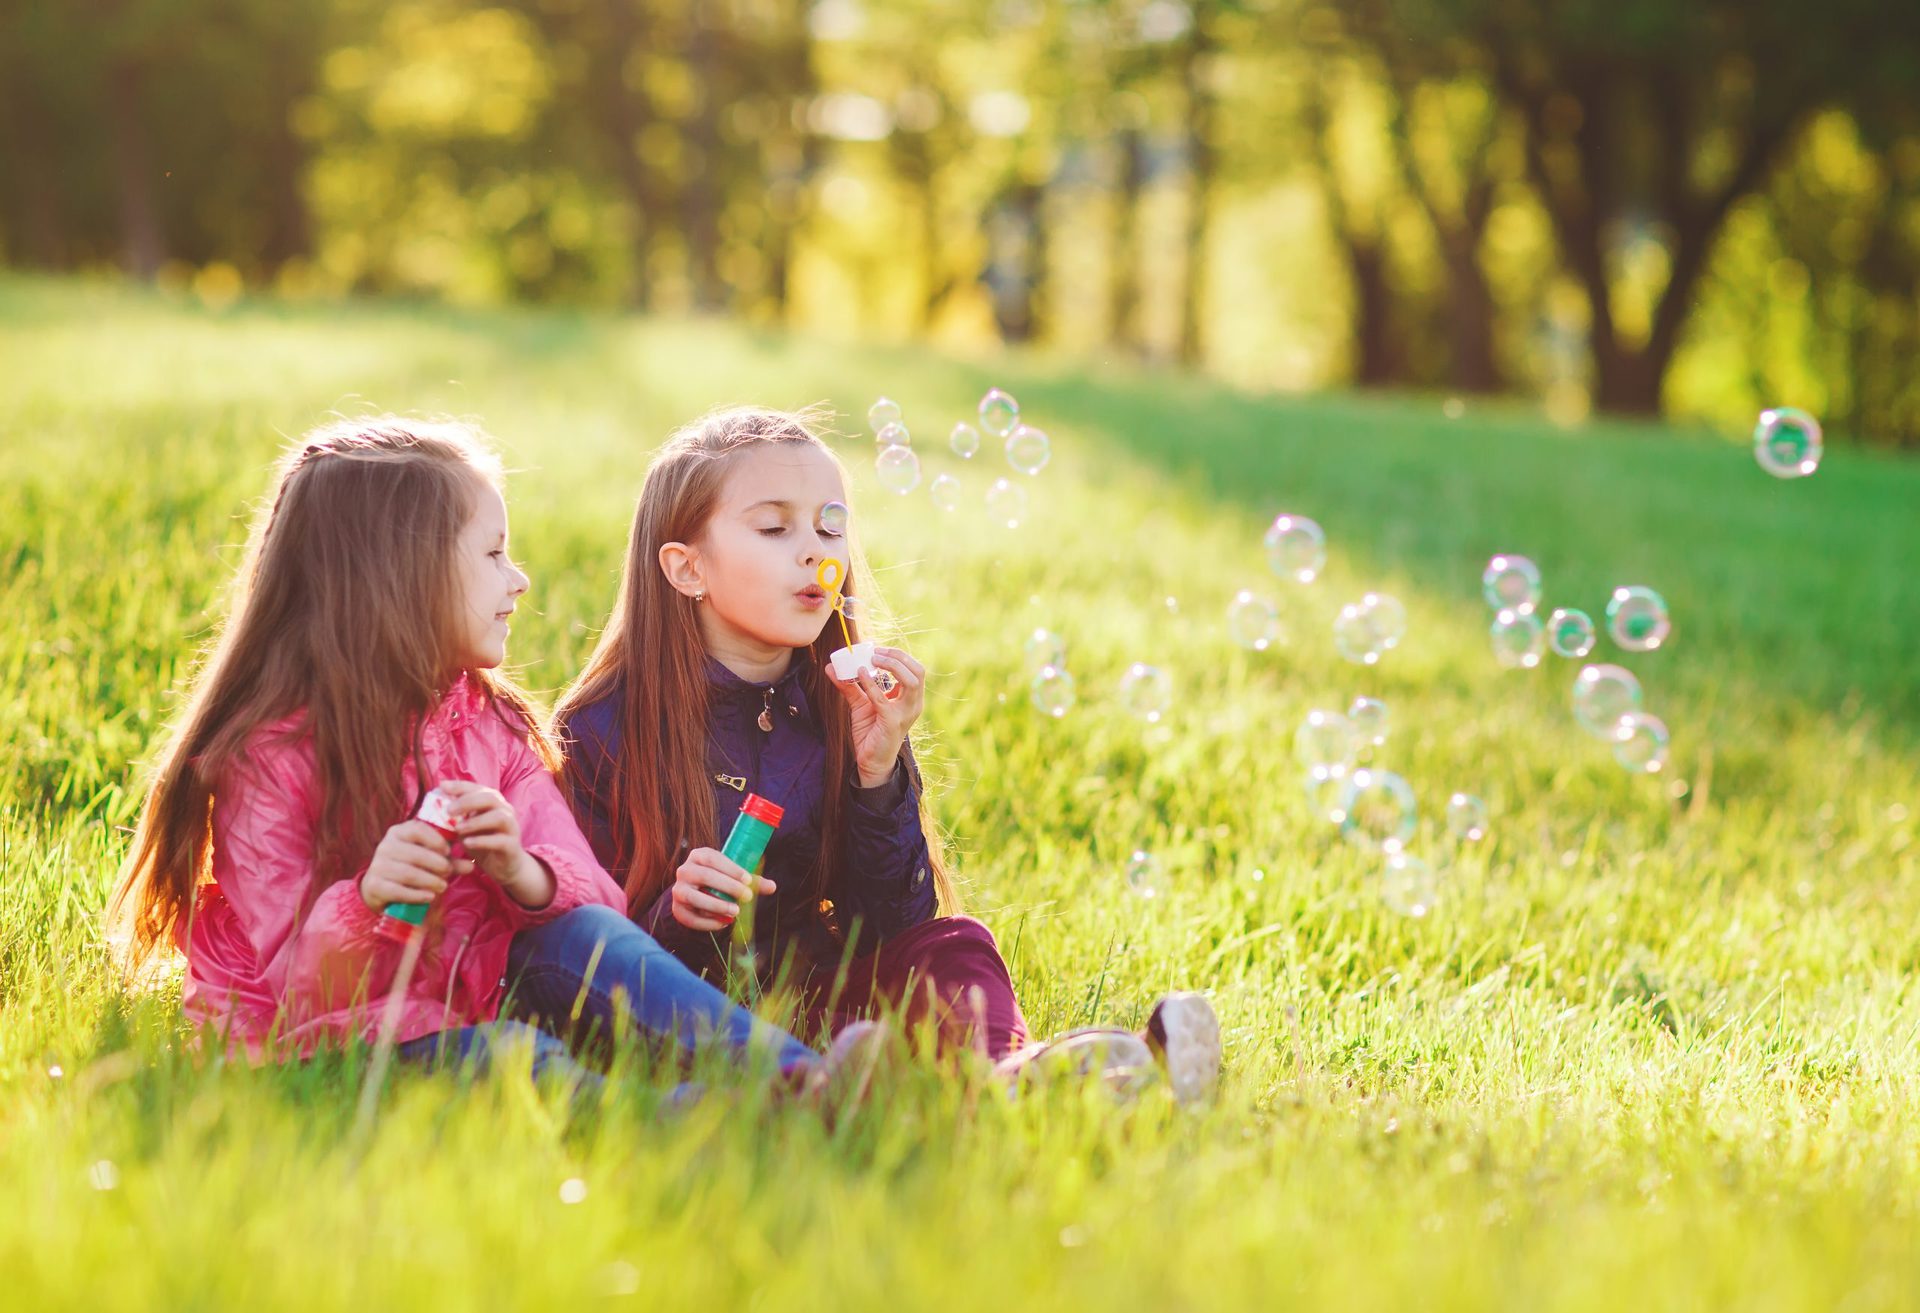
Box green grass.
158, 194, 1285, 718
4, 273, 1920, 1310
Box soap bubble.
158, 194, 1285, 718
1482, 554, 1542, 614
1295, 709, 1358, 782
1004, 424, 1051, 475
1753, 407, 1823, 478
978, 388, 1020, 437
1029, 665, 1076, 717
1366, 593, 1407, 647
1381, 851, 1439, 918
1227, 590, 1282, 651
1125, 850, 1166, 898
1347, 696, 1389, 748
1023, 628, 1067, 670
1334, 592, 1404, 665
1339, 768, 1416, 853
1303, 771, 1350, 825
868, 397, 902, 432
1118, 663, 1172, 723
818, 500, 850, 536
1606, 585, 1671, 652
929, 473, 963, 512
950, 422, 981, 458
1264, 514, 1326, 583
986, 477, 1029, 528
1571, 663, 1643, 739
874, 421, 910, 448
1490, 608, 1546, 669
1548, 607, 1596, 658
1446, 792, 1488, 842
874, 444, 920, 494
1612, 711, 1671, 773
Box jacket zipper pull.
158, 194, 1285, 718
758, 687, 775, 733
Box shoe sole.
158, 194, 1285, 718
1150, 993, 1221, 1107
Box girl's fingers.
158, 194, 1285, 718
691, 850, 751, 883
757, 875, 778, 896
831, 671, 874, 709
676, 886, 741, 922
683, 865, 753, 902
390, 846, 451, 878
682, 888, 742, 918
379, 865, 446, 896
395, 821, 451, 853
871, 649, 925, 689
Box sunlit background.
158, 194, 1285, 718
3, 0, 1918, 439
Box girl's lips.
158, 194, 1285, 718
795, 589, 829, 609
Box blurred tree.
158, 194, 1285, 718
1376, 0, 1920, 414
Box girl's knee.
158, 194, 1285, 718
554, 902, 632, 938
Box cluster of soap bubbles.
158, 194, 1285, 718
1477, 553, 1673, 773
918, 389, 1822, 916
1021, 626, 1173, 729
1288, 692, 1487, 917
865, 388, 1053, 525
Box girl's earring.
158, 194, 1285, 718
693, 590, 706, 603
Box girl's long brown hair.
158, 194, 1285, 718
552, 406, 956, 922
108, 418, 555, 968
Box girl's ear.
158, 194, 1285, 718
658, 541, 706, 600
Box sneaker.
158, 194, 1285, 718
1144, 992, 1221, 1108
994, 1028, 1159, 1101
798, 1019, 892, 1116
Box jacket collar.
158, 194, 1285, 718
704, 654, 817, 726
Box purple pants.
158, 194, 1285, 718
801, 916, 1029, 1062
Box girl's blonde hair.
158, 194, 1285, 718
108, 417, 554, 967
552, 405, 957, 922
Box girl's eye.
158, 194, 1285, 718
758, 526, 788, 538
817, 525, 844, 539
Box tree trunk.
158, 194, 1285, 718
587, 0, 655, 309
681, 11, 725, 312
260, 52, 311, 271
107, 60, 164, 277
1108, 126, 1143, 353
2, 83, 64, 266
1177, 5, 1216, 367
1440, 226, 1502, 392
1348, 239, 1404, 387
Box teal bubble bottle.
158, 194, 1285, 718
715, 793, 785, 903
376, 785, 460, 944
716, 794, 783, 997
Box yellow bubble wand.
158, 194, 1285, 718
819, 557, 853, 647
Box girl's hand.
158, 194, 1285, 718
436, 779, 554, 909
829, 645, 926, 788
671, 847, 777, 932
359, 819, 453, 911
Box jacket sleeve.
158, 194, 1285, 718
836, 743, 938, 943
498, 734, 629, 928
211, 737, 401, 1022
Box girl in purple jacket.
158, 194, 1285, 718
554, 407, 1222, 1103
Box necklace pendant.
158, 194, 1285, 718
758, 707, 774, 732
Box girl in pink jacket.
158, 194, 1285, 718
109, 418, 853, 1096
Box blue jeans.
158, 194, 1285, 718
502, 904, 819, 1075
395, 1019, 602, 1095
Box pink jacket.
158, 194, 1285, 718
181, 677, 627, 1058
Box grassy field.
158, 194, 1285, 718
4, 274, 1919, 1310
